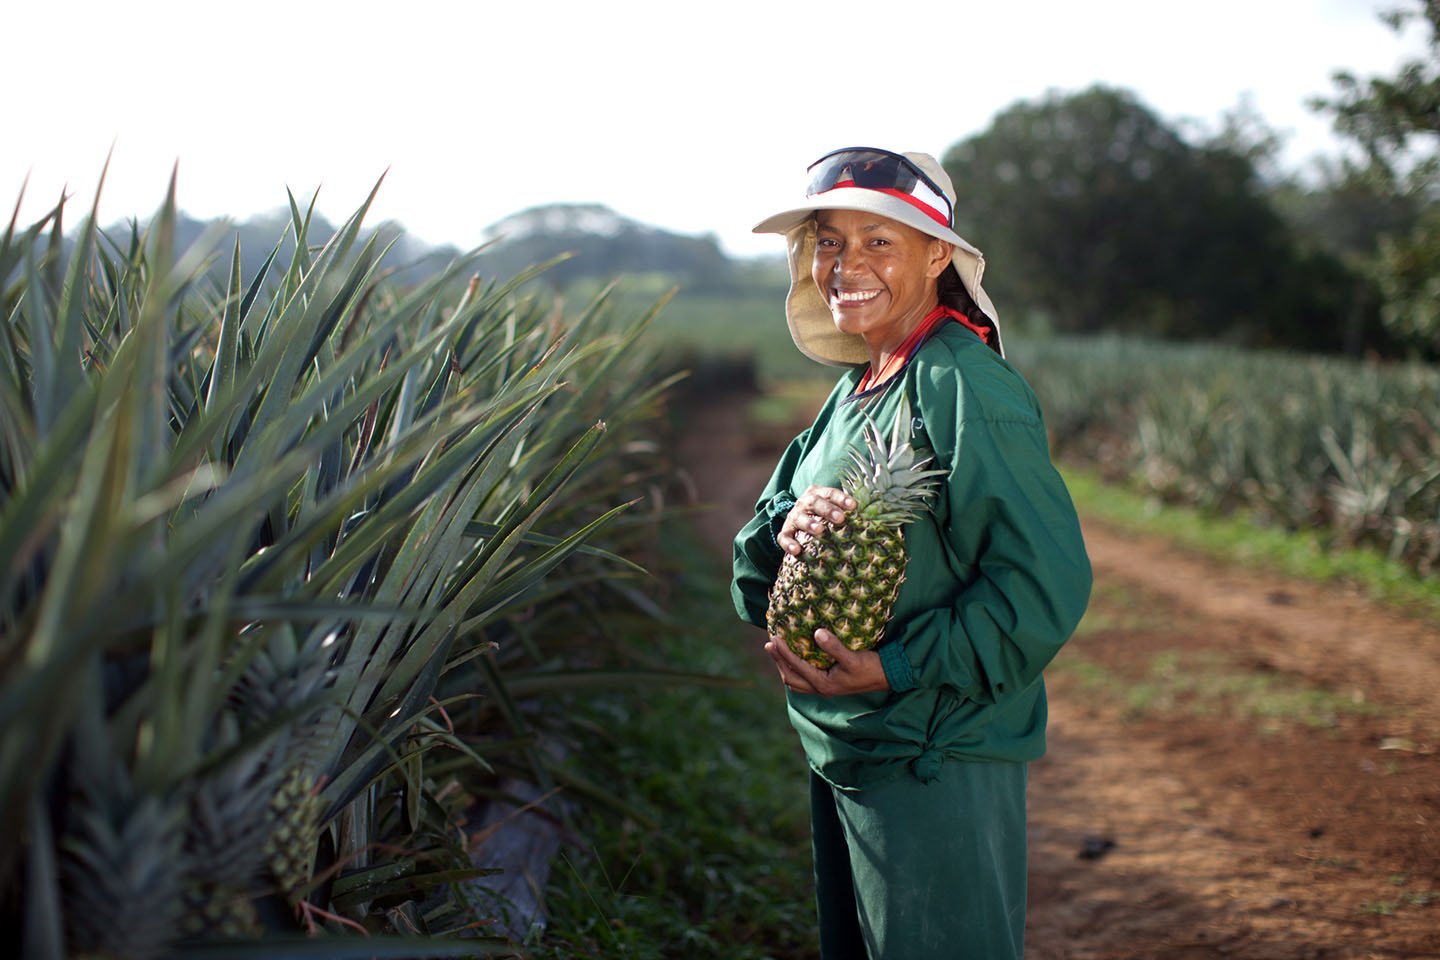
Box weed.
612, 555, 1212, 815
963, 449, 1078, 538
532, 522, 820, 959
1072, 581, 1173, 636
1060, 467, 1440, 622
1358, 888, 1435, 915
1311, 856, 1355, 870
1054, 648, 1383, 733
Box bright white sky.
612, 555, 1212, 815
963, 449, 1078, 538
5, 0, 1431, 258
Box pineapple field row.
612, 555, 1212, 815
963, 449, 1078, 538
0, 180, 698, 956
648, 294, 1440, 581
668, 387, 1440, 958
5, 170, 1436, 955
1012, 335, 1440, 575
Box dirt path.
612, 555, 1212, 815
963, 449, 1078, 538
678, 392, 1440, 959
1028, 520, 1439, 959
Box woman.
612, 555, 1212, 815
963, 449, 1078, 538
731, 147, 1092, 959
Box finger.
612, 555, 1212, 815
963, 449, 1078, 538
781, 506, 816, 535
808, 629, 851, 677
807, 487, 856, 515
804, 513, 831, 535
781, 667, 821, 695
813, 628, 848, 659
766, 639, 806, 679
764, 642, 788, 680
768, 635, 807, 673
801, 499, 848, 527
768, 636, 809, 674
778, 506, 813, 552
765, 638, 790, 665
766, 640, 819, 694
805, 485, 855, 507
780, 513, 824, 553
788, 502, 827, 527
771, 637, 831, 692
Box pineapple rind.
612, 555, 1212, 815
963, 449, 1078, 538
765, 401, 945, 670
264, 765, 322, 906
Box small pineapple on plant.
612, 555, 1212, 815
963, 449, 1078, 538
767, 399, 946, 668
230, 625, 332, 914
264, 763, 324, 908
180, 715, 282, 940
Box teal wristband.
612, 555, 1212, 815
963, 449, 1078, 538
879, 640, 916, 692
767, 494, 796, 547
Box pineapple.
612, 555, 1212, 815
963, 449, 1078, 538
62, 781, 188, 959
181, 714, 283, 939
767, 400, 946, 669
264, 763, 323, 905
229, 625, 331, 908
181, 883, 263, 940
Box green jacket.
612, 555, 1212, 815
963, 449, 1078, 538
732, 323, 1092, 790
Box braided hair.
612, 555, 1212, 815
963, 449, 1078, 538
937, 263, 995, 332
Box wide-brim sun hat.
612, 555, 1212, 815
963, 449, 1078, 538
753, 147, 1003, 364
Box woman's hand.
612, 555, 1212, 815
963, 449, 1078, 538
778, 485, 857, 556
765, 628, 891, 696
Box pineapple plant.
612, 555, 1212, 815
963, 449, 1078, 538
2, 172, 678, 953
767, 400, 947, 668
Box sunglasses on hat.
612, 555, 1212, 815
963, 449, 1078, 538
805, 147, 954, 228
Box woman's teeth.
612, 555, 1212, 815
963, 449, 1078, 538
835, 290, 879, 303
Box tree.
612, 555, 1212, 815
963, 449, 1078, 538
476, 203, 735, 292
942, 86, 1354, 350
1312, 0, 1440, 357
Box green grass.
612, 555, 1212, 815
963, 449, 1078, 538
745, 379, 835, 429
619, 287, 827, 384
1359, 889, 1436, 916
531, 524, 819, 960
1060, 466, 1440, 622
1051, 648, 1382, 732
1070, 582, 1175, 637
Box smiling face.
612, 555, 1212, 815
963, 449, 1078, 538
810, 208, 953, 360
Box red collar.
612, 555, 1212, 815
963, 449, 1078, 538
854, 305, 991, 394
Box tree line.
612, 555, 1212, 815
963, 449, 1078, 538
67, 2, 1434, 362
942, 0, 1438, 360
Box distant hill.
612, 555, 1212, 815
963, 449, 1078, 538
88, 202, 781, 295
147, 209, 458, 289
474, 203, 737, 292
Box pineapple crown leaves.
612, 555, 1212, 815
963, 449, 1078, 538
218, 622, 344, 786
185, 711, 288, 891
61, 769, 189, 958
841, 398, 948, 525
231, 624, 334, 726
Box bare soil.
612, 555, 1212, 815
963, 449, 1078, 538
678, 392, 1440, 960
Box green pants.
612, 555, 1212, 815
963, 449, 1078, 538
810, 761, 1028, 960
